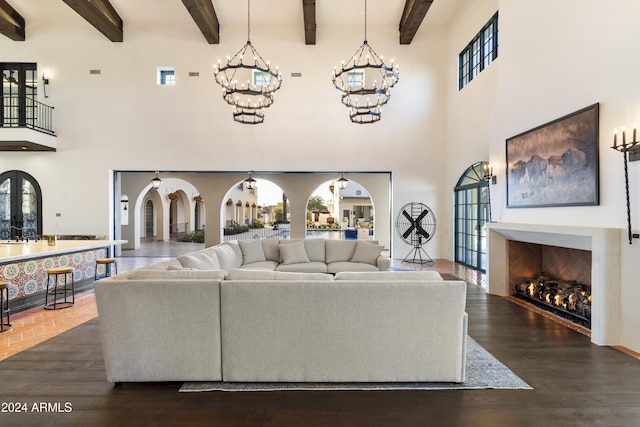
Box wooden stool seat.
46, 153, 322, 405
46, 266, 74, 275
0, 280, 11, 332
45, 267, 75, 310
95, 258, 117, 280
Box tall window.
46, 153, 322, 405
458, 12, 498, 90
454, 162, 490, 272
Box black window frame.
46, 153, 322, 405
458, 12, 498, 90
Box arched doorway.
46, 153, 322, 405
454, 162, 490, 271
306, 179, 374, 240
0, 170, 42, 239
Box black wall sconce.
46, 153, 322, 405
483, 163, 495, 223
612, 126, 640, 244
42, 73, 50, 98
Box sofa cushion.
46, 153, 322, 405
212, 244, 242, 271
327, 261, 380, 274
227, 268, 277, 280
239, 239, 267, 264
226, 269, 333, 281
279, 240, 311, 265
240, 261, 279, 270
302, 239, 326, 262
325, 239, 357, 263
350, 241, 384, 266
274, 271, 334, 281
275, 261, 328, 273
177, 250, 221, 270
334, 271, 443, 281
261, 238, 281, 262
127, 269, 226, 281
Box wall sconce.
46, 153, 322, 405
244, 172, 256, 190
482, 162, 495, 223
42, 73, 50, 98
337, 172, 349, 190
611, 126, 640, 244
483, 164, 497, 185
120, 197, 129, 211
151, 171, 161, 190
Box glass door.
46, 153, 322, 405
0, 170, 42, 240
454, 162, 490, 272
1, 63, 37, 128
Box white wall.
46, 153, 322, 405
445, 0, 640, 352
0, 0, 448, 260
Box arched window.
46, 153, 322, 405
454, 162, 490, 272
0, 170, 43, 239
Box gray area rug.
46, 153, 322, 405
179, 336, 532, 392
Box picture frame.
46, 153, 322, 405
506, 103, 599, 208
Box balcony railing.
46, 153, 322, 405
1, 95, 55, 135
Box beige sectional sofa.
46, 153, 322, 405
94, 239, 468, 384
171, 238, 390, 274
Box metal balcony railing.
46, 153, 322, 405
1, 95, 55, 135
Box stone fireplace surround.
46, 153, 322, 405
488, 223, 621, 346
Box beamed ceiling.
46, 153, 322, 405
0, 0, 438, 45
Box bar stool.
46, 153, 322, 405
95, 258, 117, 280
45, 267, 75, 310
0, 280, 12, 332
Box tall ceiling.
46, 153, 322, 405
0, 0, 460, 45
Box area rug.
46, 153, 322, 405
179, 336, 532, 392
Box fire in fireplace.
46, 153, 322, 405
515, 273, 591, 328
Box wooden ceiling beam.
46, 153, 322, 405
0, 0, 25, 41
182, 0, 219, 44
302, 0, 316, 45
399, 0, 433, 45
62, 0, 123, 42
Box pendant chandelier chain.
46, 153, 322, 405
247, 0, 251, 42
364, 0, 367, 42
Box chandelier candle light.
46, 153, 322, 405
213, 0, 282, 124
332, 0, 399, 124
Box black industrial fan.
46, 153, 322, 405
396, 202, 436, 265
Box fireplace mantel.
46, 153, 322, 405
487, 222, 621, 346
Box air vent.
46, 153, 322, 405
89, 69, 101, 75
291, 72, 302, 77
188, 72, 200, 77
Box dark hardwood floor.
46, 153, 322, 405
1, 280, 639, 426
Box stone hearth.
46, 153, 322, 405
487, 223, 621, 346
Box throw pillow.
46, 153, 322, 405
238, 239, 267, 264
350, 241, 384, 266
261, 238, 281, 262
279, 240, 311, 265
177, 250, 221, 270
